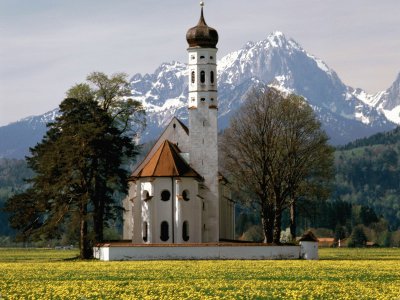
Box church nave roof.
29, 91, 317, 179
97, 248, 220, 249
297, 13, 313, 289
132, 140, 202, 180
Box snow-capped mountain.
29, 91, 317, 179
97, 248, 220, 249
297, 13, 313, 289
130, 31, 395, 144
362, 73, 400, 124
0, 109, 58, 159
130, 61, 189, 140
1, 32, 399, 158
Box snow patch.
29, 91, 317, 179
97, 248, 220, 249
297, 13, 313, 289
355, 111, 370, 125
306, 54, 332, 75
381, 105, 400, 124
218, 50, 241, 73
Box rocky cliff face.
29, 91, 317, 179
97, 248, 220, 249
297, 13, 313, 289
130, 31, 395, 144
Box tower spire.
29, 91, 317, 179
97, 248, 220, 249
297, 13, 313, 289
186, 1, 218, 48
198, 2, 206, 26
187, 1, 219, 242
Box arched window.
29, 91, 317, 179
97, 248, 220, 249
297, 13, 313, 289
161, 190, 170, 201
182, 190, 190, 201
143, 222, 148, 242
182, 221, 189, 242
200, 55, 205, 59
210, 71, 214, 84
200, 71, 205, 84
160, 221, 169, 241
191, 71, 195, 84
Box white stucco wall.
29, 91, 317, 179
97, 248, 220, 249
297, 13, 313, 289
123, 40, 236, 246
94, 245, 303, 261
219, 181, 235, 240
300, 241, 319, 260
189, 99, 219, 240
139, 118, 190, 166
151, 178, 173, 243
188, 48, 218, 110
131, 177, 202, 244
132, 180, 143, 243
176, 178, 201, 243
188, 46, 220, 243
122, 182, 134, 240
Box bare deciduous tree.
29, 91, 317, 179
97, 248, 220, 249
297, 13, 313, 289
221, 88, 334, 243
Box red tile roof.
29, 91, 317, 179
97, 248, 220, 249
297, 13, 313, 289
133, 140, 202, 179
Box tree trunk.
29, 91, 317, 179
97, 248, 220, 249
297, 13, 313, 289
261, 201, 274, 243
80, 202, 92, 259
93, 198, 104, 243
266, 205, 274, 243
273, 204, 282, 244
93, 172, 104, 243
290, 200, 296, 242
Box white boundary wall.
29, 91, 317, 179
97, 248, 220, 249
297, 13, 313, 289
93, 244, 316, 261
299, 241, 319, 260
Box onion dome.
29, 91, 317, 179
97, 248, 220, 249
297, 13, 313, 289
186, 5, 218, 48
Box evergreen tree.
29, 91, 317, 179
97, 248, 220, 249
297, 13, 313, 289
5, 98, 139, 258
348, 225, 367, 247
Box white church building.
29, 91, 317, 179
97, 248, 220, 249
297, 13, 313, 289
122, 3, 235, 244
95, 3, 318, 260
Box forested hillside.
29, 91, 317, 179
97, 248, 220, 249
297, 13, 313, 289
237, 127, 400, 246
1, 126, 400, 246
334, 130, 400, 230
340, 126, 400, 150
0, 159, 33, 237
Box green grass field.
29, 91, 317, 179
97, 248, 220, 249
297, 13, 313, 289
0, 248, 399, 299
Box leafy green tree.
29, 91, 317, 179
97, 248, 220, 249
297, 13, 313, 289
66, 71, 146, 244
348, 225, 367, 247
5, 98, 139, 258
221, 88, 334, 243
67, 72, 146, 135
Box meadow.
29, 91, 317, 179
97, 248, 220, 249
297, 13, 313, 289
0, 248, 399, 299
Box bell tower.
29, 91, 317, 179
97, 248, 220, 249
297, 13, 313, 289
186, 1, 219, 242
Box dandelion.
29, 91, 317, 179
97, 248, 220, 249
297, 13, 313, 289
0, 248, 399, 299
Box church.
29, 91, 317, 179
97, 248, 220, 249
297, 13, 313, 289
122, 3, 235, 244
96, 3, 318, 260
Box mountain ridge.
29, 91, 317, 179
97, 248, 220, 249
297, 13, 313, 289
1, 31, 399, 158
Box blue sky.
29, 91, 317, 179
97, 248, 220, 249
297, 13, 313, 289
1, 0, 400, 126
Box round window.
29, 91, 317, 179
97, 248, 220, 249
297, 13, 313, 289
161, 190, 171, 201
